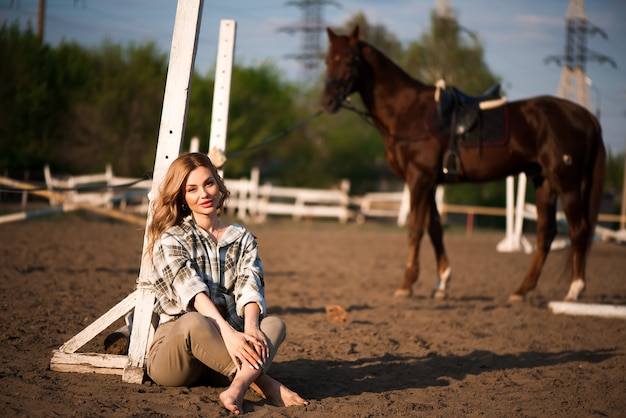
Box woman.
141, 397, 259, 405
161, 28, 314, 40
145, 152, 308, 415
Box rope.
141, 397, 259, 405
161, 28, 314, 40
226, 109, 323, 159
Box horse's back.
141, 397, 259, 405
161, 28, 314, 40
505, 95, 604, 190
509, 95, 602, 152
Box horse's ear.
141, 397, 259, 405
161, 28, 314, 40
326, 27, 337, 41
350, 25, 360, 41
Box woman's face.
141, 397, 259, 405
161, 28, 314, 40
184, 166, 221, 217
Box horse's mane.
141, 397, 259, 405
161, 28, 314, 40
358, 40, 430, 90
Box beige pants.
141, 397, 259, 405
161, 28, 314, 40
146, 312, 286, 387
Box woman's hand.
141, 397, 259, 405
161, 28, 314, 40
222, 327, 264, 371
243, 302, 269, 362
193, 293, 263, 370
245, 326, 269, 362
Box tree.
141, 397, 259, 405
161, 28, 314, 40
0, 22, 75, 172
186, 63, 309, 183
404, 7, 500, 94
336, 12, 404, 64
54, 41, 167, 176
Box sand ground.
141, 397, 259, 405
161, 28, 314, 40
1, 213, 624, 417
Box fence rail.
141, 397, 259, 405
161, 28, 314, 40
5, 166, 626, 240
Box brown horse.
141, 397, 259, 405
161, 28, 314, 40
321, 26, 606, 302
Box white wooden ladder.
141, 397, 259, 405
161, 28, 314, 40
49, 1, 236, 384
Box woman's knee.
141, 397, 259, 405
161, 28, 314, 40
261, 316, 286, 347
173, 312, 220, 341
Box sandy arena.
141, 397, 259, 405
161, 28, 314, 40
1, 213, 625, 417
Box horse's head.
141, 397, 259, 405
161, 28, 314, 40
321, 26, 361, 114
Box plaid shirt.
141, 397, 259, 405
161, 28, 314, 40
149, 216, 265, 331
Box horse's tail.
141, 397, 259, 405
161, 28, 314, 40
585, 114, 606, 244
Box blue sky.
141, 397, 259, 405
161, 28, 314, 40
2, 0, 625, 153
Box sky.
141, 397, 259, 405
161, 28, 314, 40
2, 0, 625, 153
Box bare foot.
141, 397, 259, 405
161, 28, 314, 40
219, 377, 249, 415
219, 388, 242, 415
251, 375, 309, 407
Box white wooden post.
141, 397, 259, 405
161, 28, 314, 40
397, 184, 410, 227
124, 0, 204, 384
189, 136, 200, 152
49, 0, 205, 384
496, 174, 532, 253
208, 19, 236, 176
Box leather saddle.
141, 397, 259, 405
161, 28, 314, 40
433, 80, 506, 179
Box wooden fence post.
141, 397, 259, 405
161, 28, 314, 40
49, 0, 206, 383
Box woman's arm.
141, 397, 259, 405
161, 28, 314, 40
243, 302, 269, 361
233, 233, 266, 318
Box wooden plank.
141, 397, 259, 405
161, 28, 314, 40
442, 203, 507, 217
0, 206, 68, 224
209, 19, 236, 171
124, 288, 156, 383
0, 176, 146, 226
548, 302, 626, 319
50, 351, 129, 375
0, 175, 67, 203
58, 291, 137, 353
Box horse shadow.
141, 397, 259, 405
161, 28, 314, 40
271, 348, 616, 400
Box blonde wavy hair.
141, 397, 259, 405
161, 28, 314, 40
146, 152, 230, 260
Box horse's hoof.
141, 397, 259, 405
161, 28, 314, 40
393, 288, 411, 297
432, 289, 447, 299
508, 293, 525, 303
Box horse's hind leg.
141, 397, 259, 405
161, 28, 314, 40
560, 190, 593, 301
509, 177, 558, 301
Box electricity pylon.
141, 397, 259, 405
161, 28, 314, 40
546, 0, 616, 112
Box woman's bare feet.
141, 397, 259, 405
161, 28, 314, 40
219, 367, 261, 415
251, 374, 309, 407
219, 382, 244, 415
219, 368, 307, 414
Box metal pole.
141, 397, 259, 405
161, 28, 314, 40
619, 143, 626, 231
37, 0, 45, 45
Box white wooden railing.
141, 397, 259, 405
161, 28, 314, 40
42, 165, 432, 225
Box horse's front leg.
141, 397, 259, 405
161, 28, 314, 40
427, 190, 451, 299
394, 184, 431, 297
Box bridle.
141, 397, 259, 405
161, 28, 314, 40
324, 44, 362, 105
323, 41, 432, 143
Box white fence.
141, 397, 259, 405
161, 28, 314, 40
44, 164, 152, 213
225, 167, 353, 223
41, 165, 418, 225
21, 166, 626, 247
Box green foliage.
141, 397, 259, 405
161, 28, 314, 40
2, 8, 621, 211
404, 10, 501, 93
0, 22, 72, 170
54, 41, 167, 176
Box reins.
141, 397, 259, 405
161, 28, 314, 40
340, 96, 433, 143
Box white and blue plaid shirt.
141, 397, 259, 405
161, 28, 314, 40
149, 216, 265, 331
